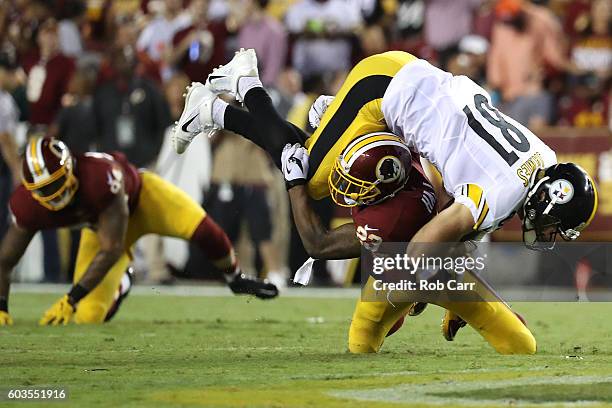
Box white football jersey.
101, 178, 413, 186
381, 59, 557, 232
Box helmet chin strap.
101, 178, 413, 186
523, 175, 550, 217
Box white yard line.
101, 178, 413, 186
330, 375, 612, 407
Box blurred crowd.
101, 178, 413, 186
0, 0, 610, 286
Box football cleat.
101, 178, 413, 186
172, 82, 218, 154
441, 310, 467, 341
408, 302, 428, 316
104, 267, 134, 322
228, 273, 279, 300
206, 48, 258, 102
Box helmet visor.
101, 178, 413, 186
329, 158, 380, 207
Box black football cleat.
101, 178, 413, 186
104, 267, 135, 322
228, 273, 279, 300
408, 302, 428, 316
441, 310, 467, 341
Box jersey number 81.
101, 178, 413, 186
463, 94, 531, 167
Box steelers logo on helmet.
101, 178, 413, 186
375, 156, 404, 184
549, 179, 574, 204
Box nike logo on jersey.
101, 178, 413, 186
181, 115, 198, 133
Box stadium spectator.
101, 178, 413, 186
569, 0, 611, 77
198, 128, 288, 286
424, 0, 482, 68
169, 0, 228, 83
446, 35, 488, 85
487, 0, 576, 127
234, 0, 288, 87
22, 19, 76, 127
150, 73, 212, 282
360, 24, 389, 57
6, 0, 53, 57
0, 53, 21, 238
285, 0, 362, 78
137, 0, 192, 81
52, 68, 98, 153
386, 0, 431, 59
93, 45, 171, 167
57, 0, 86, 58
558, 0, 611, 127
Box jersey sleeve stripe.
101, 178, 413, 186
474, 202, 489, 230
467, 184, 484, 211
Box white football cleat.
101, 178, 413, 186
206, 48, 258, 102
172, 82, 218, 154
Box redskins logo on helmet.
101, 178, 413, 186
328, 132, 412, 207
22, 137, 79, 211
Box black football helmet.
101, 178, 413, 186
522, 163, 598, 250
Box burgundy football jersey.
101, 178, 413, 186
10, 152, 142, 231
351, 160, 436, 251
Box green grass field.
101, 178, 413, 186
1, 290, 612, 407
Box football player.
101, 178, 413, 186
0, 137, 278, 326
170, 50, 537, 354
176, 49, 597, 249
174, 49, 598, 353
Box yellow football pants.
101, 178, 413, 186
305, 51, 417, 200
73, 172, 206, 323
349, 277, 536, 355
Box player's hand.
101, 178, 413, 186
0, 311, 13, 326
308, 95, 334, 129
39, 295, 75, 326
282, 143, 309, 190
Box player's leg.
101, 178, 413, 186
129, 171, 278, 298
435, 263, 536, 354
439, 301, 536, 355
73, 228, 132, 323
349, 299, 414, 353
348, 276, 415, 353
217, 102, 307, 171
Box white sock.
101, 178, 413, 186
238, 77, 263, 102
120, 272, 132, 296
212, 98, 228, 128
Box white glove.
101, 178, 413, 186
308, 95, 334, 129
281, 143, 309, 189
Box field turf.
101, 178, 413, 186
1, 289, 612, 407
